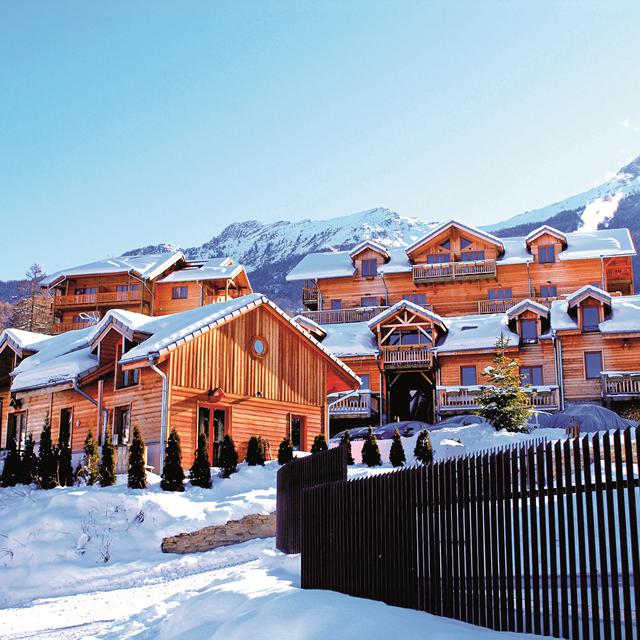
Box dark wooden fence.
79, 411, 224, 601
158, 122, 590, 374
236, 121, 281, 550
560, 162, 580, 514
301, 428, 640, 640
276, 445, 347, 554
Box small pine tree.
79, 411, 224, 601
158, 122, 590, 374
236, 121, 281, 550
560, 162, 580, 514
20, 434, 39, 485
128, 426, 147, 489
57, 428, 74, 488
1, 438, 21, 487
361, 428, 382, 467
245, 435, 266, 466
189, 431, 212, 488
310, 433, 328, 454
161, 429, 185, 491
389, 428, 406, 467
477, 334, 530, 433
99, 436, 117, 487
83, 430, 100, 485
339, 430, 354, 465
38, 414, 58, 489
218, 435, 239, 478
414, 430, 433, 465
277, 436, 294, 465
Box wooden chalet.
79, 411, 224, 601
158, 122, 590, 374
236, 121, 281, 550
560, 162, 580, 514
40, 253, 252, 334
5, 294, 359, 470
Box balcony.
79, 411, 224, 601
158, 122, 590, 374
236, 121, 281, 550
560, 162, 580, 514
54, 290, 142, 307
382, 345, 433, 368
302, 287, 319, 308
413, 259, 497, 284
606, 265, 633, 283
301, 305, 389, 325
329, 391, 379, 418
52, 321, 95, 334
602, 372, 640, 399
436, 385, 560, 414
477, 298, 517, 314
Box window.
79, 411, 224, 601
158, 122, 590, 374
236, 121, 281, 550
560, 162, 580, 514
113, 406, 131, 445
59, 408, 72, 447
581, 306, 600, 332
427, 253, 451, 264
359, 374, 370, 390
330, 299, 342, 310
520, 319, 538, 343
361, 259, 378, 277
387, 330, 431, 346
116, 339, 139, 388
403, 293, 427, 305
74, 287, 97, 297
538, 245, 556, 264
361, 296, 378, 307
540, 284, 558, 298
7, 413, 26, 449
488, 288, 513, 300
116, 284, 138, 301
461, 251, 485, 262
584, 351, 603, 380
460, 366, 477, 386
440, 239, 451, 250
520, 366, 543, 386
460, 237, 472, 249
172, 286, 188, 300
251, 336, 268, 358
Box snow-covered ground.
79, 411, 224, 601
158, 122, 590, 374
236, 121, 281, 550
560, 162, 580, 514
0, 424, 559, 639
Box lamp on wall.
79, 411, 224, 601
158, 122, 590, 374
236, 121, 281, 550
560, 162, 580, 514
207, 387, 225, 402
622, 339, 632, 350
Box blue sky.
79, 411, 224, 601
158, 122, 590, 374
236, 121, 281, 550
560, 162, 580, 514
1, 1, 640, 279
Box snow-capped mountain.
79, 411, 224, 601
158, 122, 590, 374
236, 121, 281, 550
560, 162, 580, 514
125, 208, 439, 311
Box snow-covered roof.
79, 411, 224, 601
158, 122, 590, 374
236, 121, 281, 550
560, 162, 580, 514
506, 299, 550, 319
0, 328, 53, 356
525, 225, 568, 246
406, 220, 505, 256
566, 285, 612, 309
291, 315, 327, 339
435, 314, 520, 354
551, 294, 640, 334
367, 299, 447, 330
40, 251, 185, 287
558, 228, 635, 261
157, 263, 245, 284
319, 322, 378, 358
349, 240, 390, 260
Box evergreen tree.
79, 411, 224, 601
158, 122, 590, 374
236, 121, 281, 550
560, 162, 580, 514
20, 434, 38, 485
99, 435, 117, 487
277, 436, 294, 465
57, 427, 74, 488
361, 428, 382, 467
128, 426, 147, 489
414, 430, 433, 465
218, 435, 239, 478
1, 438, 21, 487
82, 430, 100, 485
38, 414, 58, 489
477, 334, 530, 433
245, 435, 266, 466
189, 430, 212, 488
161, 428, 185, 491
310, 433, 328, 454
339, 430, 354, 465
389, 428, 406, 467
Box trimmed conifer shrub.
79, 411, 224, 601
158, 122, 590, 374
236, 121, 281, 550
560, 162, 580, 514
389, 428, 406, 467
1, 438, 21, 487
38, 414, 58, 489
277, 436, 294, 465
190, 430, 212, 488
361, 428, 382, 467
83, 430, 100, 485
245, 435, 266, 466
310, 433, 328, 454
161, 428, 185, 491
414, 430, 433, 465
99, 435, 117, 487
20, 434, 39, 485
219, 435, 239, 478
339, 430, 355, 465
128, 426, 147, 489
57, 429, 74, 488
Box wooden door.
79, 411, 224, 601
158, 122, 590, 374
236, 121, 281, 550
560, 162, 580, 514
198, 404, 230, 466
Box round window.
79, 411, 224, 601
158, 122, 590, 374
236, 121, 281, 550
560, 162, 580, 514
251, 336, 268, 358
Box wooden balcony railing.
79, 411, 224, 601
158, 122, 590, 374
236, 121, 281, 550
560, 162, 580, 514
477, 299, 517, 314
301, 306, 389, 325
54, 290, 142, 307
329, 391, 380, 417
52, 321, 95, 334
413, 259, 497, 284
602, 372, 640, 398
382, 345, 433, 368
302, 287, 319, 305
606, 266, 633, 282
437, 385, 560, 413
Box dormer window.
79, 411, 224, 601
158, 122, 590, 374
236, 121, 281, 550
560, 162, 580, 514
538, 246, 556, 264
361, 259, 377, 277
116, 339, 139, 389
581, 306, 600, 332
520, 319, 538, 344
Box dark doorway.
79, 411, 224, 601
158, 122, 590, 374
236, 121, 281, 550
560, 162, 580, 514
290, 415, 304, 451
198, 405, 228, 466
386, 371, 435, 423
59, 408, 72, 447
